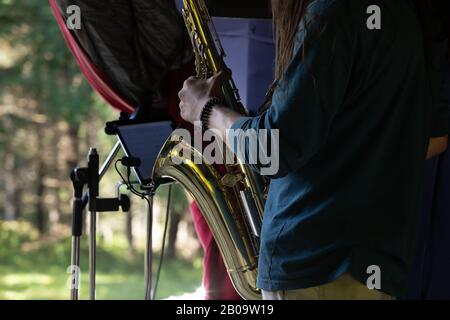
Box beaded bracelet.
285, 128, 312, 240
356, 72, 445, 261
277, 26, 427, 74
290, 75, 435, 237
200, 97, 226, 131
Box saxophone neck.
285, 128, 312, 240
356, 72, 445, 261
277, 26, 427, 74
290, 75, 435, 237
183, 0, 247, 114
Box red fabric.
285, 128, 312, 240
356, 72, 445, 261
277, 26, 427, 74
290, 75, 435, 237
49, 0, 134, 113
190, 202, 242, 300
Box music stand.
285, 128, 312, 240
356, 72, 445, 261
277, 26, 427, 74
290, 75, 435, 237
70, 118, 174, 300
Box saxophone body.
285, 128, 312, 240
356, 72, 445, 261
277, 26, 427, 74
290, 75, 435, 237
152, 0, 266, 300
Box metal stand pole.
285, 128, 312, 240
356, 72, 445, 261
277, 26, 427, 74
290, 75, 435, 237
89, 210, 97, 300
86, 142, 121, 300
70, 236, 81, 300
70, 168, 86, 300
88, 148, 99, 301
145, 188, 155, 300
152, 184, 173, 300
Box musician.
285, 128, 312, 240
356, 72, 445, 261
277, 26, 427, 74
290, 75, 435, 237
178, 0, 449, 300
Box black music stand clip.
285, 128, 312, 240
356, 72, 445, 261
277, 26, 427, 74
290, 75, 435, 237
70, 147, 131, 300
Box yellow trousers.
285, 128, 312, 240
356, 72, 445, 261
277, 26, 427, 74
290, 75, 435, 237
261, 274, 395, 300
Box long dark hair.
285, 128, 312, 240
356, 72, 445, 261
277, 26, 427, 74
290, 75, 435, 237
272, 0, 310, 79
258, 0, 310, 113
261, 0, 449, 113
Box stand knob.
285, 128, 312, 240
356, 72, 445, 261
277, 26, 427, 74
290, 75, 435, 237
119, 194, 131, 212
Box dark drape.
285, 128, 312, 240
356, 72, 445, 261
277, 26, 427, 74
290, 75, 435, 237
55, 0, 192, 109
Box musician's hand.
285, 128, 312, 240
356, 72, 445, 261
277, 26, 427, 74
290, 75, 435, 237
178, 71, 226, 125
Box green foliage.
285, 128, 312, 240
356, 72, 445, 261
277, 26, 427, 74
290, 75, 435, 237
158, 184, 190, 214
0, 0, 110, 126
0, 2, 203, 300
0, 221, 39, 258
0, 221, 203, 300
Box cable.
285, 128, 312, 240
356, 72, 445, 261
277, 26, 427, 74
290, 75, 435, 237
114, 157, 171, 300
144, 194, 153, 301
115, 158, 152, 300
153, 185, 172, 300
114, 159, 147, 200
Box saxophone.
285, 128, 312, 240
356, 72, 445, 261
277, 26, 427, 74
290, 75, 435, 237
152, 0, 267, 300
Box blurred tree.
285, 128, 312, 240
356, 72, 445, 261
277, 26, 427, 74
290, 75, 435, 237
0, 0, 111, 234
161, 184, 189, 260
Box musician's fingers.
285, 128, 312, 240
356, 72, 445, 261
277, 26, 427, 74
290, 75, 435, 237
185, 75, 197, 83
223, 68, 232, 78
211, 68, 231, 81
209, 70, 228, 96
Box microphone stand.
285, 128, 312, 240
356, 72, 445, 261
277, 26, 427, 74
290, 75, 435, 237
69, 144, 130, 300
70, 167, 87, 300
69, 110, 165, 300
